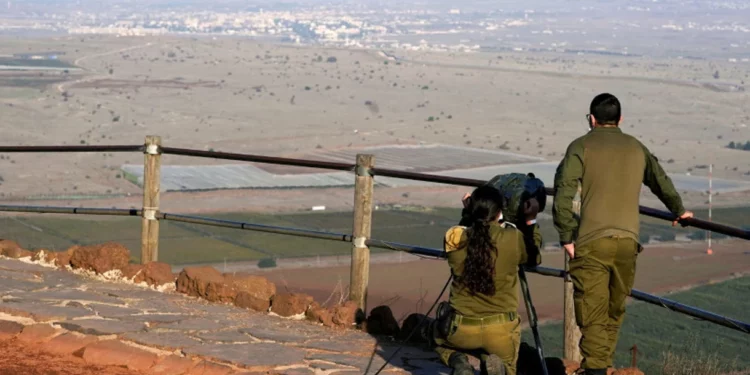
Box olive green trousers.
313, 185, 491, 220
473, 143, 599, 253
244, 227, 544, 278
434, 316, 521, 375
570, 236, 640, 370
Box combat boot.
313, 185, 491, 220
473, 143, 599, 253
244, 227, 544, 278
448, 352, 474, 375
482, 354, 506, 375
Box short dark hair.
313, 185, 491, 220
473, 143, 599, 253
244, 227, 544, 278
589, 93, 621, 125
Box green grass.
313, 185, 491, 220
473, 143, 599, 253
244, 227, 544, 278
1, 205, 747, 265
0, 57, 74, 68
522, 276, 750, 374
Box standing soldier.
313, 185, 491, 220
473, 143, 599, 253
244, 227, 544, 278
553, 93, 693, 375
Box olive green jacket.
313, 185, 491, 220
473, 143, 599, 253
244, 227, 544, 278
553, 127, 685, 246
444, 222, 541, 317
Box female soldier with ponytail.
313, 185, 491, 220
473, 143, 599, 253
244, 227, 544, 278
434, 186, 541, 375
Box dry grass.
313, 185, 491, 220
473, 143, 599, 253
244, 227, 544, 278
660, 341, 739, 375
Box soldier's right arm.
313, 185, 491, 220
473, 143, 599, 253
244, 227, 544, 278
553, 140, 584, 244
641, 144, 686, 216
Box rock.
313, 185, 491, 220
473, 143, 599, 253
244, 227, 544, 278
69, 243, 130, 274
399, 313, 431, 343
271, 293, 314, 317
136, 262, 174, 286
0, 320, 24, 341
331, 301, 360, 328
55, 250, 73, 268
0, 240, 24, 257
366, 305, 400, 336
517, 344, 572, 375
41, 333, 99, 356
175, 266, 226, 301
1, 241, 32, 259
235, 291, 271, 312
226, 273, 276, 301
81, 339, 158, 371
306, 302, 333, 327
17, 323, 60, 344
613, 369, 644, 375
121, 264, 145, 281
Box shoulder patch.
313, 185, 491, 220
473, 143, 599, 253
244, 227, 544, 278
444, 226, 467, 253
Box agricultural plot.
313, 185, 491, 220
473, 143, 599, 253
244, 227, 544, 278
0, 205, 746, 264
525, 276, 750, 374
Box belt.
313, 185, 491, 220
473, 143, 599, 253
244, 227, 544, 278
455, 312, 517, 326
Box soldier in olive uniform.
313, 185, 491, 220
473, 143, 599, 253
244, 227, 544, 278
553, 93, 693, 375
434, 186, 542, 375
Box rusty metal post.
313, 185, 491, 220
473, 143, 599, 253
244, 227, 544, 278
564, 188, 583, 362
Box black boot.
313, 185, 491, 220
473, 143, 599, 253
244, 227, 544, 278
449, 352, 475, 375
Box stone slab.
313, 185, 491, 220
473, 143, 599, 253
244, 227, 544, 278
0, 278, 45, 292
120, 313, 190, 324
160, 317, 227, 332
0, 301, 92, 321
185, 343, 306, 367
22, 289, 125, 305
239, 326, 310, 343
195, 329, 254, 343
305, 353, 395, 372
122, 331, 202, 350
87, 304, 143, 318
57, 319, 147, 336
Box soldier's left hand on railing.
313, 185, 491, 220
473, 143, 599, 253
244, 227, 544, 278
672, 211, 694, 227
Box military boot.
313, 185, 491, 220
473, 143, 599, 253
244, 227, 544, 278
482, 354, 506, 375
448, 352, 474, 375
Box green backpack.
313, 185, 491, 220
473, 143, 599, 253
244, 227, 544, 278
485, 173, 547, 226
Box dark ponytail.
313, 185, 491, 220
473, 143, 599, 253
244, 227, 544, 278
461, 186, 503, 296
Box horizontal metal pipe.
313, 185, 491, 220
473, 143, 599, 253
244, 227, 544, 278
0, 145, 143, 153
0, 205, 140, 216
630, 289, 750, 334
158, 212, 355, 243
160, 147, 355, 171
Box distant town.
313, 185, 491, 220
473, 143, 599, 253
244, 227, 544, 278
1, 0, 749, 59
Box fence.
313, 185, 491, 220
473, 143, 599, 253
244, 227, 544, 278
1, 136, 748, 363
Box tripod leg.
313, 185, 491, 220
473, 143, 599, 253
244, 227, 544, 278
519, 267, 549, 375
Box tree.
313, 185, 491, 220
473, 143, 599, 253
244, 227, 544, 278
713, 70, 720, 79
744, 141, 750, 151
727, 141, 736, 149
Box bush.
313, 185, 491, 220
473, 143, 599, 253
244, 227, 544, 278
326, 56, 337, 63
257, 258, 277, 269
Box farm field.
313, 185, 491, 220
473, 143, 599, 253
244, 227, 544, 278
2, 204, 748, 264
525, 276, 750, 374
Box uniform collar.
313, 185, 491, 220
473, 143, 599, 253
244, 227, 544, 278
591, 126, 622, 133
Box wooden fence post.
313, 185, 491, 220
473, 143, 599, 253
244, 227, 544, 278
564, 189, 583, 362
350, 154, 374, 315
140, 135, 162, 264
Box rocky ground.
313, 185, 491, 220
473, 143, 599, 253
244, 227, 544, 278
0, 238, 645, 375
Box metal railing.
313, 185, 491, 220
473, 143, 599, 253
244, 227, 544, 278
0, 140, 748, 356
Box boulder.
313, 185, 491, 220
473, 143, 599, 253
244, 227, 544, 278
226, 273, 276, 300
331, 301, 360, 328
55, 250, 74, 268
366, 305, 400, 337
121, 264, 145, 281
136, 262, 174, 286
271, 293, 314, 317
235, 291, 271, 312
175, 266, 225, 300
69, 243, 130, 274
1, 240, 32, 259
306, 302, 333, 327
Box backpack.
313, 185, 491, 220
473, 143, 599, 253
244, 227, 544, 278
484, 173, 547, 226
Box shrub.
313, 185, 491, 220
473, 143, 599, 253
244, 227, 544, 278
657, 232, 676, 242
257, 258, 277, 269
